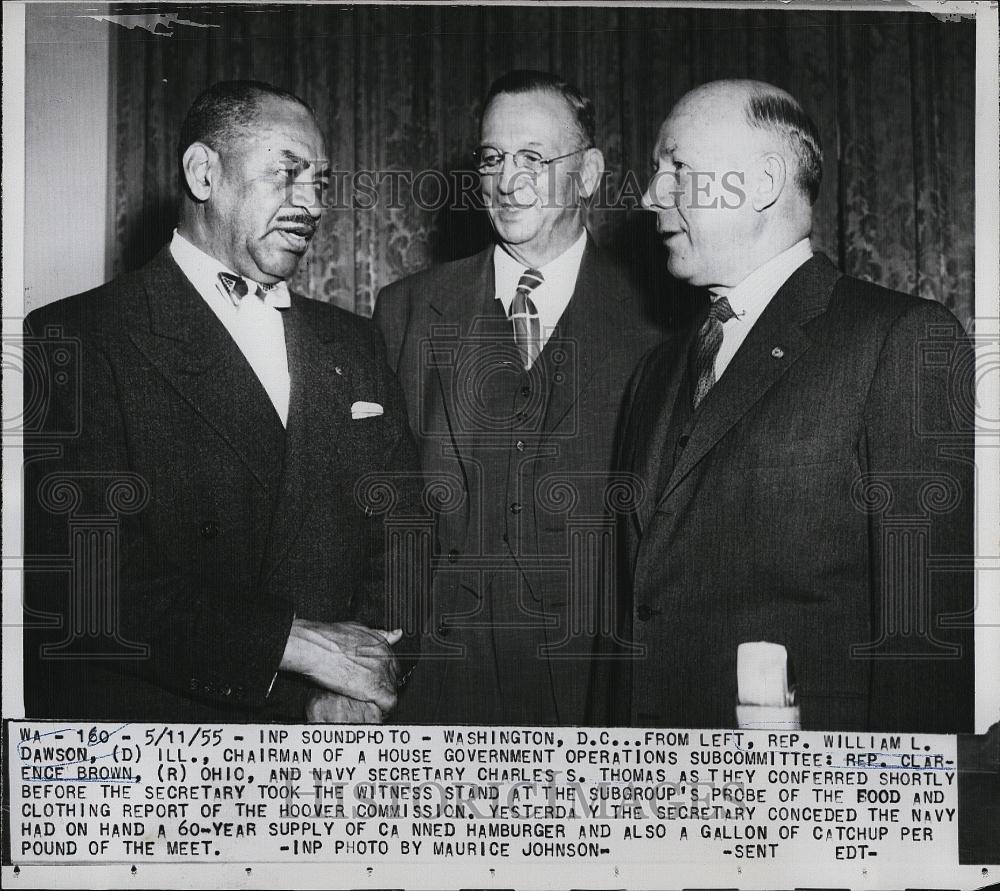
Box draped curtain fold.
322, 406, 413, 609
111, 6, 975, 330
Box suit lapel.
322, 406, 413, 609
634, 320, 702, 532
260, 300, 358, 583
426, 247, 495, 498
656, 253, 842, 507
538, 240, 616, 441
127, 248, 284, 491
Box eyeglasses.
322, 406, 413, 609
473, 146, 592, 175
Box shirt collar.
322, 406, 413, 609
170, 230, 291, 309
493, 229, 588, 312
709, 238, 813, 319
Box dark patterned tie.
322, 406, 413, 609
217, 271, 291, 308
691, 295, 737, 409
509, 268, 544, 370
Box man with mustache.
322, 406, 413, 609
23, 80, 421, 722
375, 70, 662, 725
616, 79, 974, 731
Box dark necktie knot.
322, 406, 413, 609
516, 269, 544, 296
707, 295, 737, 325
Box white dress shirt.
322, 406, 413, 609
170, 230, 291, 426
709, 237, 813, 381
493, 229, 588, 348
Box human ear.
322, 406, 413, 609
751, 152, 786, 212
181, 142, 218, 202
576, 147, 606, 201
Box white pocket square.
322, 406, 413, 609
351, 401, 384, 419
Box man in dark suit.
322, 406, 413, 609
23, 80, 422, 722
618, 79, 974, 732
374, 70, 662, 725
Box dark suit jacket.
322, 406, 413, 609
617, 253, 975, 732
374, 239, 663, 724
23, 247, 422, 721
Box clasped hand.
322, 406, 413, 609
280, 619, 402, 721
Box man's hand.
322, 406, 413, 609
305, 691, 384, 724
280, 619, 401, 713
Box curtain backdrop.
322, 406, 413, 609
111, 5, 975, 330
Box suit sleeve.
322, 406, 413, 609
22, 312, 295, 717
860, 300, 975, 732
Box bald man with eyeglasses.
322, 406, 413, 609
375, 70, 663, 725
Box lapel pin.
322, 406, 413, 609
771, 347, 785, 359
334, 366, 343, 376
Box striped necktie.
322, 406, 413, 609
691, 295, 737, 409
509, 268, 544, 370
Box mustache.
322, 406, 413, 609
275, 214, 318, 235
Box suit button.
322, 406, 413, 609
510, 502, 522, 515
520, 386, 531, 398
636, 604, 653, 621
677, 434, 690, 449
515, 440, 525, 451
447, 549, 459, 564
199, 521, 219, 539
437, 624, 450, 638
